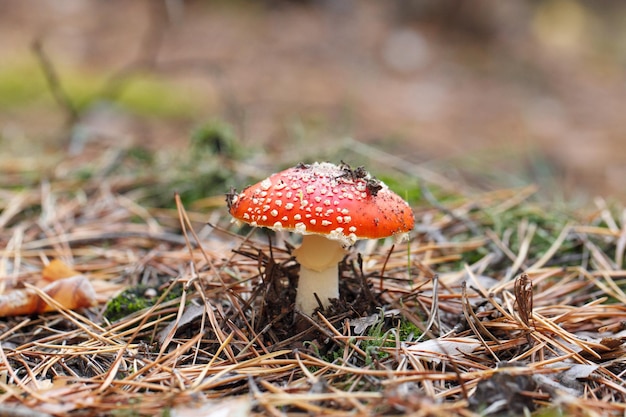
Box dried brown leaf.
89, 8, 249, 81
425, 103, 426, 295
41, 259, 79, 282
0, 275, 95, 316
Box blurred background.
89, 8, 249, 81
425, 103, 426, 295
1, 0, 625, 203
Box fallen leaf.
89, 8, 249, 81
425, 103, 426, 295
599, 337, 625, 350
157, 303, 205, 345
37, 275, 96, 313
0, 276, 96, 317
406, 337, 481, 364
349, 314, 378, 335
559, 363, 599, 387
171, 397, 251, 417
28, 380, 95, 416
42, 259, 80, 282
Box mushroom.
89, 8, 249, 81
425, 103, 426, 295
227, 162, 414, 314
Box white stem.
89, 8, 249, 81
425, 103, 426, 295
295, 263, 339, 314
293, 234, 346, 314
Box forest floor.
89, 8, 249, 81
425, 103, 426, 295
1, 140, 626, 416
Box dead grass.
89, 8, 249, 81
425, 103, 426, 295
1, 146, 626, 417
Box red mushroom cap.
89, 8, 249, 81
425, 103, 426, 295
227, 162, 414, 246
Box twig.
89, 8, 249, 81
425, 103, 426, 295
31, 39, 78, 125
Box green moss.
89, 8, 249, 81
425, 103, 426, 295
533, 406, 564, 417
164, 160, 236, 208
127, 145, 155, 165
0, 61, 203, 118
114, 76, 201, 118
104, 284, 183, 322
75, 167, 94, 181
360, 313, 422, 365
481, 203, 578, 268
190, 120, 243, 160
144, 122, 251, 207
0, 63, 50, 107
396, 316, 422, 341
110, 407, 141, 417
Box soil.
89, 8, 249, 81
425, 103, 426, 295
1, 0, 625, 201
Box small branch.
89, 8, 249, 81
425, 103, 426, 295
32, 39, 79, 126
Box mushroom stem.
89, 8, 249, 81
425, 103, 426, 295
293, 234, 347, 314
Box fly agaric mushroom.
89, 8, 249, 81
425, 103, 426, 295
227, 162, 414, 314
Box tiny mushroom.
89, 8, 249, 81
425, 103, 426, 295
227, 162, 414, 314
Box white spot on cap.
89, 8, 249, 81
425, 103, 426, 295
321, 220, 332, 226
344, 216, 352, 223
310, 219, 317, 225
275, 199, 282, 207
243, 213, 250, 220
329, 227, 347, 242
273, 221, 283, 229
294, 214, 302, 220
295, 222, 307, 233
260, 179, 272, 190
337, 216, 343, 223
306, 185, 315, 194
282, 216, 288, 221
285, 202, 294, 210
349, 226, 357, 233
270, 209, 279, 217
